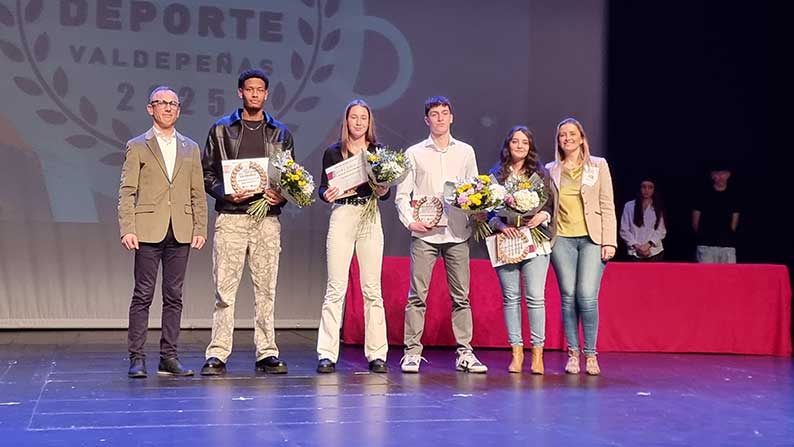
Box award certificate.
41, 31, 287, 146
325, 152, 368, 195
222, 158, 269, 195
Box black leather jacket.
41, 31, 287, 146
202, 109, 295, 215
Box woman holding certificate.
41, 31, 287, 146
488, 126, 554, 374
316, 99, 390, 374
546, 118, 616, 376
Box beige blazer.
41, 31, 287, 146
546, 156, 617, 247
118, 128, 208, 243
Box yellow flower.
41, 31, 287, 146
298, 180, 306, 187
456, 183, 472, 194
368, 154, 379, 162
477, 175, 490, 184
286, 160, 295, 166
470, 193, 482, 206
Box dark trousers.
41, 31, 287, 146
128, 225, 190, 360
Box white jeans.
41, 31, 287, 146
316, 204, 387, 362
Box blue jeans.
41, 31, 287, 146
695, 245, 736, 263
550, 236, 606, 355
495, 255, 550, 347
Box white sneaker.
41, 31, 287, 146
400, 354, 426, 373
456, 350, 488, 373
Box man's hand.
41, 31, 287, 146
471, 212, 487, 223
408, 222, 431, 233
226, 191, 255, 203
121, 233, 139, 250
264, 188, 284, 205
191, 236, 206, 250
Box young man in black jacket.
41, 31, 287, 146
200, 69, 295, 375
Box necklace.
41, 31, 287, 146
242, 120, 265, 132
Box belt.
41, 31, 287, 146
334, 196, 370, 206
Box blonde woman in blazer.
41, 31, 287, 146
545, 118, 616, 376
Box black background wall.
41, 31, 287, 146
606, 2, 789, 339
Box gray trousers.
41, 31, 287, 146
404, 237, 473, 355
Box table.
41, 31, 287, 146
342, 257, 792, 356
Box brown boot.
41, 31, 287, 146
508, 345, 524, 373
530, 347, 544, 375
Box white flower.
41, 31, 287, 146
514, 189, 540, 212
490, 184, 506, 202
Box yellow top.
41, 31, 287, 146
557, 165, 588, 237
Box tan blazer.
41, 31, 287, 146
546, 156, 617, 247
118, 128, 208, 243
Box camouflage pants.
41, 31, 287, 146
205, 214, 281, 362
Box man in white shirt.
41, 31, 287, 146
394, 96, 487, 373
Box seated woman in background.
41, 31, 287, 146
619, 178, 666, 261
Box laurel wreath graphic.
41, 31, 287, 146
496, 231, 534, 265
0, 0, 341, 165
412, 196, 443, 228
230, 161, 267, 194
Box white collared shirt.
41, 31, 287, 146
153, 126, 177, 181
395, 135, 478, 244
619, 199, 666, 257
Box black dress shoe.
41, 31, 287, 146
368, 359, 388, 373
200, 357, 226, 376
317, 358, 336, 373
128, 358, 147, 378
255, 356, 288, 374
157, 357, 194, 376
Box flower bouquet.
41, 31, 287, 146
357, 146, 412, 234
444, 174, 506, 241
497, 172, 551, 244
247, 151, 315, 220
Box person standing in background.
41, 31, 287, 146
692, 165, 739, 263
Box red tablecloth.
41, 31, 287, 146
342, 257, 792, 356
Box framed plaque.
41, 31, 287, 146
222, 158, 269, 194
412, 196, 444, 227
485, 227, 537, 267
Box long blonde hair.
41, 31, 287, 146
555, 117, 592, 165
339, 99, 378, 157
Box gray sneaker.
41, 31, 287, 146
400, 354, 426, 373
456, 350, 488, 373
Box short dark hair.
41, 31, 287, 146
149, 85, 177, 102
238, 69, 270, 90
424, 95, 452, 116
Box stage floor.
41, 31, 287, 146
1, 330, 792, 446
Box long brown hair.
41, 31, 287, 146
633, 178, 665, 230
492, 126, 546, 182
339, 99, 378, 158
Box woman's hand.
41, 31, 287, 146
374, 185, 389, 197
323, 186, 341, 202
497, 223, 523, 239
601, 245, 616, 261
522, 213, 547, 229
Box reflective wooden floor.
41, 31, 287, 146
0, 330, 792, 446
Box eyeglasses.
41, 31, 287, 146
150, 100, 180, 108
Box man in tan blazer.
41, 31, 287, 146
118, 86, 207, 378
